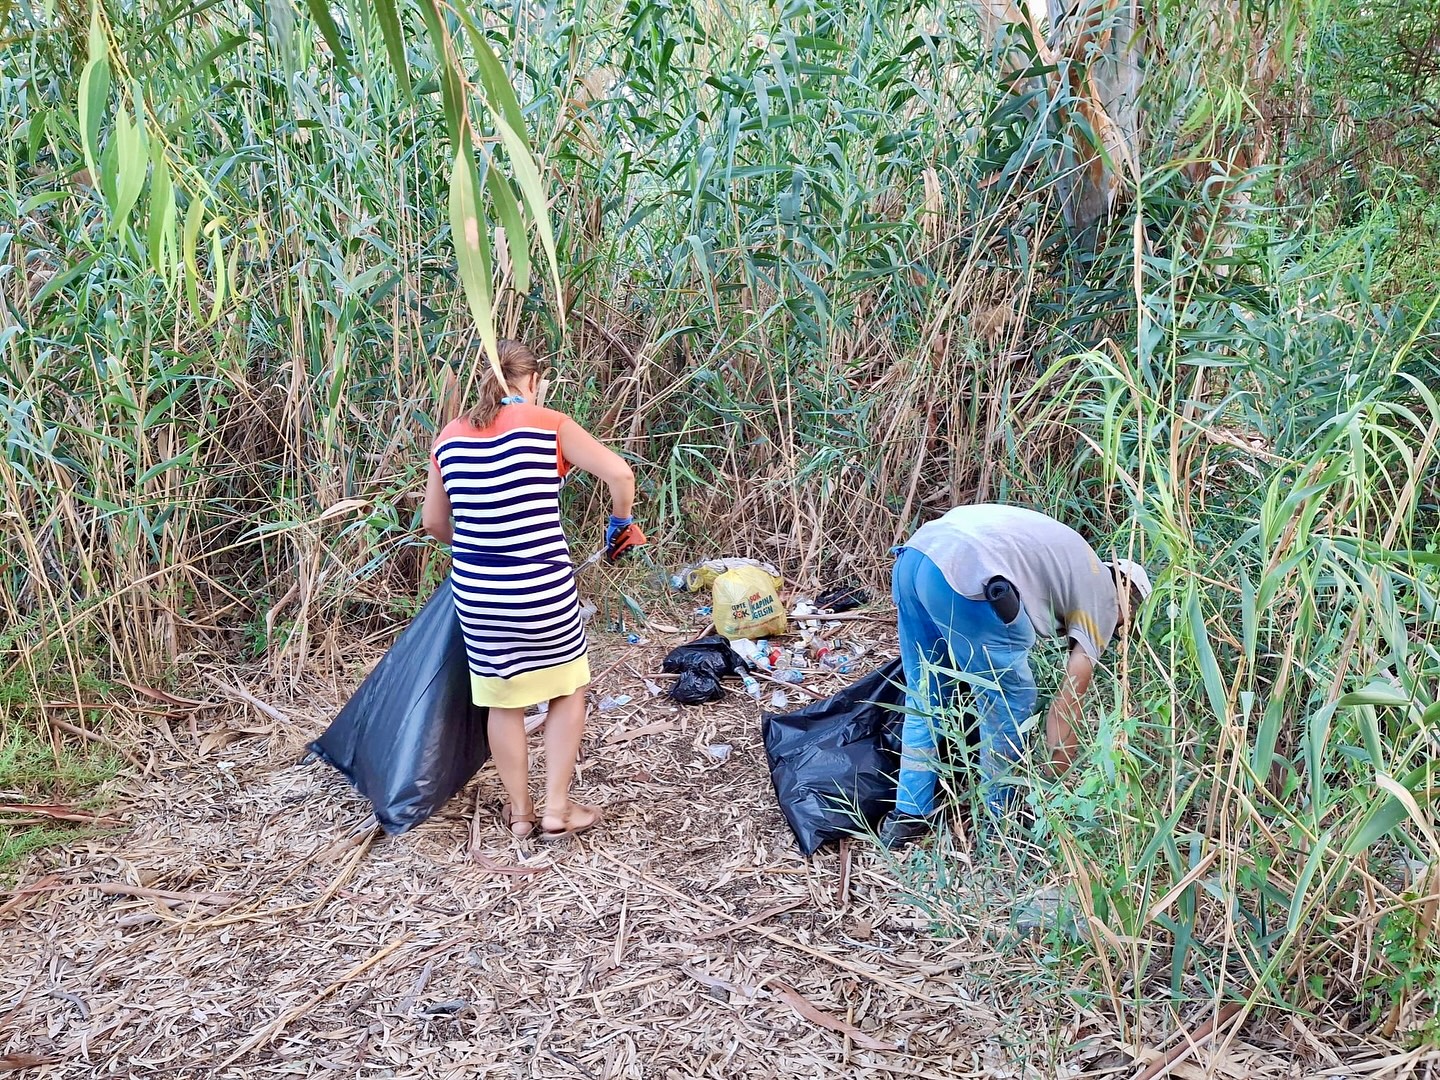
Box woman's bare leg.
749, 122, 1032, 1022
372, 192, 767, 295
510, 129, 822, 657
486, 707, 534, 832
540, 687, 599, 832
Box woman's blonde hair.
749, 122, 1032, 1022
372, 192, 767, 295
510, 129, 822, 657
466, 339, 542, 428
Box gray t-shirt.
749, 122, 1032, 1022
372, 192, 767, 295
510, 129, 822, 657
907, 505, 1117, 660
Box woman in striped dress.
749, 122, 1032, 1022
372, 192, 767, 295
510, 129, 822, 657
422, 340, 634, 840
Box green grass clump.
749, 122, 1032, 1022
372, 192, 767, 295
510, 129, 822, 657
0, 726, 121, 881
0, 652, 123, 879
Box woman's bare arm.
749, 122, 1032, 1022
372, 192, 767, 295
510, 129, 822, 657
421, 461, 453, 545
558, 421, 635, 519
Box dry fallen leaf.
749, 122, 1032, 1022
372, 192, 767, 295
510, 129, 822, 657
0, 804, 125, 827
605, 719, 678, 744
197, 729, 243, 756
0, 1053, 62, 1072
769, 980, 898, 1051
117, 680, 206, 708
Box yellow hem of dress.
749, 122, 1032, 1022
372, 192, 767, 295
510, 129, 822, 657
471, 655, 591, 709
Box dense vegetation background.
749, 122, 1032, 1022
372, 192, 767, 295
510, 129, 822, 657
3, 0, 1438, 1050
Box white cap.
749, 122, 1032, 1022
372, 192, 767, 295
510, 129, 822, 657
1110, 558, 1153, 602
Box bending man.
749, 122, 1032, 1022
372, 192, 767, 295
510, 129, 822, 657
880, 504, 1152, 848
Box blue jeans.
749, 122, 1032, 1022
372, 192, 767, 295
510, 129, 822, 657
892, 547, 1038, 817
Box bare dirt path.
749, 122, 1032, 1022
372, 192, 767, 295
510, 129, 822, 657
1, 633, 1044, 1078
2, 634, 1426, 1078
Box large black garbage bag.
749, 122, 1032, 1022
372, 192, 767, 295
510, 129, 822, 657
761, 659, 906, 855
309, 578, 489, 835
661, 635, 747, 704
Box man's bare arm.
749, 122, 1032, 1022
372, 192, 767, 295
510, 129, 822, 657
1046, 644, 1094, 771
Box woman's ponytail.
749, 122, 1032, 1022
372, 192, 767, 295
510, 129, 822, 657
465, 339, 542, 428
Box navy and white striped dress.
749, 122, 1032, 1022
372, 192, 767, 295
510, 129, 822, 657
432, 404, 591, 708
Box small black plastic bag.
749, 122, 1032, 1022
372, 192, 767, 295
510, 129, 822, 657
661, 635, 747, 704
310, 578, 489, 835
816, 583, 871, 612
761, 659, 905, 855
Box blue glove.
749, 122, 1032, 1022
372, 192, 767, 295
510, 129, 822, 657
606, 515, 633, 551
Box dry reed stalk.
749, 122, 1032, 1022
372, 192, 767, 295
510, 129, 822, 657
1133, 1002, 1245, 1080
38, 711, 145, 769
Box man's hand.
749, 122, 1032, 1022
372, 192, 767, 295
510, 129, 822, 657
1045, 644, 1094, 773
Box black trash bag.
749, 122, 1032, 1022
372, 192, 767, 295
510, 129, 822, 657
309, 578, 490, 835
761, 659, 906, 855
660, 634, 747, 705
816, 583, 871, 612
669, 670, 725, 705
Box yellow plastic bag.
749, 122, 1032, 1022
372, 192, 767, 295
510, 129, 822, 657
712, 565, 787, 640
682, 557, 782, 593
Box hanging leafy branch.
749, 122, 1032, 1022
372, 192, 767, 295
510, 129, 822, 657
74, 0, 558, 370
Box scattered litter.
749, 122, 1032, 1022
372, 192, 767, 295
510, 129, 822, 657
705, 743, 733, 763
730, 639, 759, 662
625, 633, 649, 645
695, 605, 712, 616
816, 584, 871, 612
597, 694, 633, 714
773, 669, 804, 685
671, 557, 783, 593
742, 675, 763, 700
791, 601, 822, 632
769, 690, 788, 709
644, 679, 664, 697
660, 636, 748, 704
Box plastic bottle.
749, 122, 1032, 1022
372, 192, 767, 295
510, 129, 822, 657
742, 675, 763, 700
730, 639, 760, 664
775, 669, 804, 685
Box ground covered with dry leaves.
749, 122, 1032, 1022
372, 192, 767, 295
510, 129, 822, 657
4, 622, 1438, 1078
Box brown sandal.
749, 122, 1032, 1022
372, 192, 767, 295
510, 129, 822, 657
501, 804, 538, 839
540, 802, 603, 841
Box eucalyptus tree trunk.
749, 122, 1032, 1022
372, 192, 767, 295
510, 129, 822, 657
972, 0, 1300, 243
972, 0, 1146, 233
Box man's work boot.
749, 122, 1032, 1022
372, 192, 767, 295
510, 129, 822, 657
878, 810, 937, 850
